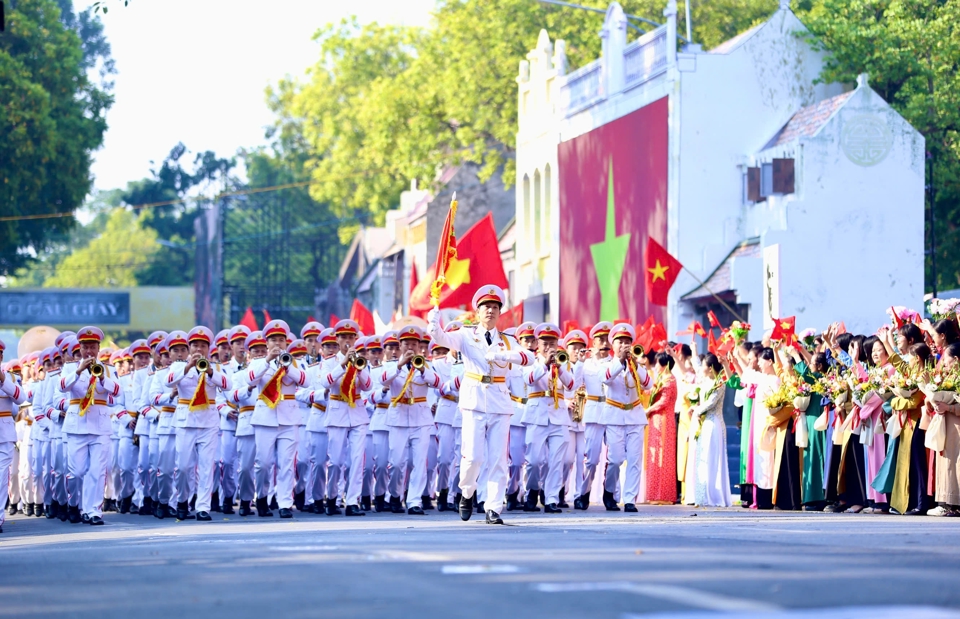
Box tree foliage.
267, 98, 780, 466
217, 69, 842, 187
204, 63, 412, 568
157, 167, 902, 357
0, 0, 113, 275
801, 0, 960, 290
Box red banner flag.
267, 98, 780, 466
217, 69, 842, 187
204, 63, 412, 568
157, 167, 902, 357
707, 310, 721, 329
498, 304, 524, 332
329, 313, 340, 326
562, 319, 581, 336
771, 316, 797, 344
240, 307, 258, 331
707, 330, 718, 354
431, 194, 459, 306
262, 309, 272, 324
644, 238, 683, 306
259, 366, 286, 408
350, 299, 375, 336
410, 213, 509, 312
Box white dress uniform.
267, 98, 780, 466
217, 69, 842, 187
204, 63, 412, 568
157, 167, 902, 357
49, 359, 72, 511
116, 371, 139, 506
322, 350, 372, 510
380, 347, 441, 511
230, 382, 259, 505
245, 352, 305, 513
150, 361, 179, 512
600, 341, 651, 506
0, 370, 27, 529
360, 362, 379, 505
366, 362, 390, 505
427, 287, 535, 518
63, 339, 123, 521
563, 357, 586, 503
30, 369, 50, 510
132, 366, 157, 507
167, 357, 231, 515
522, 350, 575, 507
506, 356, 528, 502
218, 359, 241, 508
435, 355, 464, 502
296, 353, 334, 510
577, 355, 609, 502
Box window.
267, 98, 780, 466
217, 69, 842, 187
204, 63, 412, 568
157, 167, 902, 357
533, 169, 542, 256
760, 162, 773, 198
746, 167, 760, 202
522, 174, 531, 261
543, 164, 551, 252
772, 158, 795, 194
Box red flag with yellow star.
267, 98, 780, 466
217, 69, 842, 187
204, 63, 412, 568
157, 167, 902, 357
771, 316, 798, 345
644, 238, 683, 306
409, 213, 508, 312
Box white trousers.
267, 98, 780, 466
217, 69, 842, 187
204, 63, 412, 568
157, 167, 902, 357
145, 436, 159, 501
436, 423, 459, 493
118, 436, 138, 500
307, 430, 328, 503
295, 431, 310, 497
507, 425, 525, 495
8, 439, 20, 508
579, 423, 606, 498
176, 426, 219, 511
156, 433, 177, 508
362, 434, 375, 498
236, 434, 256, 501
326, 425, 366, 506
51, 437, 67, 505
604, 424, 643, 503
106, 438, 119, 500
66, 433, 110, 517
219, 430, 238, 499
33, 440, 48, 504
566, 428, 585, 498
254, 424, 299, 510
371, 430, 389, 497
541, 423, 570, 505
388, 425, 430, 508
523, 423, 549, 494
19, 441, 36, 506
426, 434, 438, 498
0, 442, 14, 526
460, 410, 511, 514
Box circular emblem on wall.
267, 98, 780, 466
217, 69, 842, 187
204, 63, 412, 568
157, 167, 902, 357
841, 114, 893, 167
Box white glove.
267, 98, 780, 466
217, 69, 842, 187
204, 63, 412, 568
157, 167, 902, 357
428, 307, 440, 327
485, 352, 504, 363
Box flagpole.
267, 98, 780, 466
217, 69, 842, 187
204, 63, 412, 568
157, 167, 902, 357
681, 266, 746, 324
431, 191, 458, 308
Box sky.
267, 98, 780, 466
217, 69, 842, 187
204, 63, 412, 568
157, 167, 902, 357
76, 0, 436, 193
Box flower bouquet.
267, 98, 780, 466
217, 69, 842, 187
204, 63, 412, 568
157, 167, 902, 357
891, 374, 919, 400
793, 381, 812, 412
928, 297, 960, 322
921, 368, 960, 406
886, 306, 922, 326
729, 321, 751, 344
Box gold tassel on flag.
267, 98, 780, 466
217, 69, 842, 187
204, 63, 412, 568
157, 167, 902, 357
431, 192, 458, 307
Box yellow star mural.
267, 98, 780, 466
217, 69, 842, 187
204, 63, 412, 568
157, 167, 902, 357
648, 259, 669, 282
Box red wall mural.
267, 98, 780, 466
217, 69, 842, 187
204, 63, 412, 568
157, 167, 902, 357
558, 96, 669, 327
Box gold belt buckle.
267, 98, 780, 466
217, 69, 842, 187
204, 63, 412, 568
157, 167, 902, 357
623, 403, 634, 411
598, 396, 606, 403
480, 375, 493, 384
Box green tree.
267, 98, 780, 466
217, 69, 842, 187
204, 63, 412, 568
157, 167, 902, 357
0, 0, 113, 275
801, 0, 960, 291
42, 208, 160, 288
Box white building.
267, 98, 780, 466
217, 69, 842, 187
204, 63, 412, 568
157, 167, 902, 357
514, 0, 924, 337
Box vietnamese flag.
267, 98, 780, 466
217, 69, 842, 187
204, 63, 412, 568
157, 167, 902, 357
329, 313, 340, 326
644, 238, 683, 306
707, 330, 719, 354
771, 316, 797, 344
240, 307, 259, 331
498, 305, 524, 332
707, 310, 722, 329
409, 213, 508, 312
350, 299, 375, 336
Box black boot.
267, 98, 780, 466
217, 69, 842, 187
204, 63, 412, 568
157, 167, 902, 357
119, 496, 132, 514
574, 492, 590, 510
437, 490, 454, 512
506, 491, 521, 511
6, 503, 16, 516
602, 490, 621, 512
389, 496, 404, 514
68, 505, 82, 524
558, 487, 569, 509
421, 495, 434, 510
45, 502, 58, 519
24, 503, 34, 517
325, 498, 341, 516
256, 497, 273, 517
211, 491, 221, 513
624, 503, 638, 512
539, 490, 546, 507
269, 496, 279, 511
374, 495, 386, 513
476, 501, 485, 514
35, 503, 45, 517
154, 503, 165, 519
139, 497, 154, 516
294, 491, 306, 512
222, 495, 235, 515
523, 493, 541, 512
345, 504, 366, 516
544, 502, 562, 513
360, 495, 372, 511
58, 503, 68, 522
459, 494, 473, 521
278, 507, 293, 519
190, 495, 197, 511
238, 500, 253, 517
177, 501, 195, 520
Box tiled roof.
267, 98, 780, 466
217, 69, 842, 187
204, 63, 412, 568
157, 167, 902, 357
767, 91, 854, 147
709, 23, 764, 55
681, 239, 761, 301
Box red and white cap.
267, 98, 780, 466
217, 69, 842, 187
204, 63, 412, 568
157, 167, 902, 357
245, 331, 266, 351
55, 331, 76, 348
535, 323, 562, 340
609, 323, 636, 342
263, 319, 291, 341
147, 331, 168, 349
165, 331, 189, 350
229, 325, 251, 344
381, 331, 399, 347
354, 337, 368, 353
130, 339, 151, 357
398, 325, 423, 342
188, 326, 214, 346
214, 329, 230, 347
77, 326, 104, 344
319, 328, 337, 346
366, 335, 383, 350
58, 336, 77, 356
564, 330, 588, 347
287, 339, 307, 356
472, 285, 506, 310
334, 319, 360, 337
300, 321, 324, 339
589, 321, 614, 341
515, 322, 536, 340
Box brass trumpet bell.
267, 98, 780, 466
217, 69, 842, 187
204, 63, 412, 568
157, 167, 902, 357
555, 350, 569, 365
196, 358, 210, 373
632, 344, 645, 357
352, 355, 367, 369
279, 352, 293, 366
91, 363, 105, 377
411, 355, 426, 369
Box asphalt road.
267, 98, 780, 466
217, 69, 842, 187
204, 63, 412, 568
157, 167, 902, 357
2, 505, 960, 619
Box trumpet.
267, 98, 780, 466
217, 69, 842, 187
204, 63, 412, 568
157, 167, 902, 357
632, 344, 645, 357
196, 358, 210, 373
91, 363, 105, 378
279, 352, 293, 367
555, 350, 569, 365
351, 354, 367, 369
411, 355, 426, 370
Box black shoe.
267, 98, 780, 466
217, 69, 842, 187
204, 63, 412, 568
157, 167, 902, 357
24, 503, 34, 517
485, 510, 503, 525
544, 503, 562, 513
539, 490, 545, 507
58, 504, 68, 522
210, 491, 221, 512
421, 496, 434, 510
454, 493, 462, 508
239, 500, 253, 517
6, 504, 16, 516
139, 497, 154, 516
256, 497, 273, 517
154, 504, 165, 519
345, 504, 366, 517
81, 513, 91, 524
459, 495, 473, 521
269, 496, 279, 511
576, 492, 590, 510
436, 490, 449, 512
905, 507, 926, 516
176, 502, 195, 520
100, 500, 111, 513
523, 494, 541, 512
407, 506, 425, 515
624, 503, 638, 512
325, 498, 341, 516
120, 496, 133, 514
45, 502, 58, 519
164, 505, 178, 518
602, 490, 621, 512
361, 495, 372, 511
222, 496, 235, 515
389, 497, 404, 514
279, 507, 293, 519
374, 495, 386, 513
506, 491, 521, 512
196, 511, 212, 521
68, 505, 82, 524
190, 495, 197, 511
558, 487, 569, 509
476, 501, 485, 514
89, 515, 104, 526
294, 491, 306, 511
